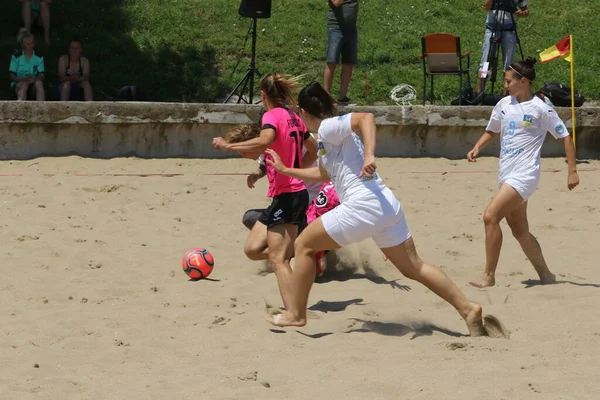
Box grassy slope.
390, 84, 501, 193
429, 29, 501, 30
0, 0, 598, 104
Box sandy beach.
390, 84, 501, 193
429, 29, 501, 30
1, 155, 599, 400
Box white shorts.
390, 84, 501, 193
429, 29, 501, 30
321, 186, 411, 249
499, 176, 538, 202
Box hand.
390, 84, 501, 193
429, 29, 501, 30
264, 149, 285, 172
568, 171, 579, 190
247, 173, 260, 189
212, 137, 229, 151
467, 147, 479, 162
359, 155, 377, 178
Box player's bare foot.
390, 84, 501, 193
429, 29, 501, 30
267, 312, 306, 328
463, 302, 486, 337
539, 273, 556, 285
469, 273, 495, 288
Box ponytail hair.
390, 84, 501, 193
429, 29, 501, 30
225, 124, 261, 144
259, 72, 302, 108
298, 81, 336, 118
509, 57, 537, 82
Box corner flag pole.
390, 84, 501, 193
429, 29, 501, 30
568, 34, 576, 152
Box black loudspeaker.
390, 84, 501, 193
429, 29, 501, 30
239, 0, 271, 19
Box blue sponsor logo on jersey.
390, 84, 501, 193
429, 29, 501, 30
556, 123, 566, 135
501, 147, 525, 157
523, 114, 533, 127
317, 141, 327, 155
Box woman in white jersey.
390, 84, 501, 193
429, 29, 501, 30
264, 82, 496, 337
467, 57, 579, 288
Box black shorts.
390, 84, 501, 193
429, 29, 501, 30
258, 189, 309, 229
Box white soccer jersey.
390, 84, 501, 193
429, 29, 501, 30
317, 113, 386, 203
486, 95, 569, 186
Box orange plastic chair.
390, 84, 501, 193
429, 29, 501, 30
419, 33, 471, 105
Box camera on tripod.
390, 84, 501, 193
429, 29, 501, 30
224, 0, 272, 104
492, 0, 517, 13
476, 0, 524, 103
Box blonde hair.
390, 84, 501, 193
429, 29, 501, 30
259, 72, 303, 108
18, 28, 34, 45
226, 124, 261, 143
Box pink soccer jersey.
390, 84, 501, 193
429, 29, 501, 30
306, 181, 340, 224
261, 108, 307, 198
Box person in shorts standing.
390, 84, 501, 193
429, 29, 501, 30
324, 0, 358, 105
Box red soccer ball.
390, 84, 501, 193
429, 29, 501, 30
182, 248, 214, 279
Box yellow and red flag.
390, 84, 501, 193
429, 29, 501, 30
539, 36, 572, 63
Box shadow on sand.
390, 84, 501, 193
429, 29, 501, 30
294, 318, 465, 340
522, 279, 600, 288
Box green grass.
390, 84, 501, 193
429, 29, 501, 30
1, 0, 598, 104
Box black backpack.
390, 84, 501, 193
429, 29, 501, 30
536, 82, 584, 107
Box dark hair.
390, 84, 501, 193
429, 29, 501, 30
70, 35, 83, 47
509, 57, 537, 82
298, 82, 336, 118
259, 72, 301, 108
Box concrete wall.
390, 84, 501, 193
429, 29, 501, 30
1, 101, 599, 160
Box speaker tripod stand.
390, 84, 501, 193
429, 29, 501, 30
224, 17, 262, 104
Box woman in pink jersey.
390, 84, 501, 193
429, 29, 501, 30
241, 175, 340, 278
212, 73, 318, 310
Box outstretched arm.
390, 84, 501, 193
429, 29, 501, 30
265, 149, 330, 182
213, 129, 275, 152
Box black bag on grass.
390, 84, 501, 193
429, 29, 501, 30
536, 82, 584, 107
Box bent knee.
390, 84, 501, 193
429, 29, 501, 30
244, 244, 264, 261
294, 238, 315, 258
62, 81, 72, 90
483, 210, 501, 225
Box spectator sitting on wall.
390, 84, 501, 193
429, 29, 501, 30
20, 0, 52, 45
9, 29, 46, 101
56, 36, 93, 101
